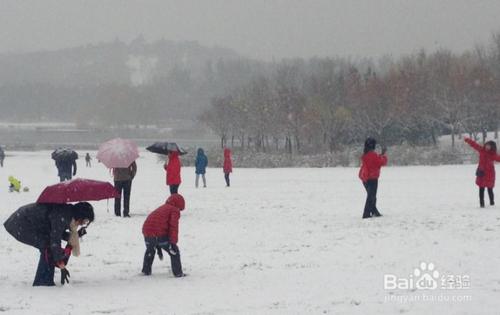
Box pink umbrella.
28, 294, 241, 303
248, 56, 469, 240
96, 138, 139, 168
37, 178, 120, 204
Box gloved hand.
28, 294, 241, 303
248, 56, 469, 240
156, 246, 164, 260
167, 244, 178, 256
61, 268, 70, 285
78, 227, 87, 238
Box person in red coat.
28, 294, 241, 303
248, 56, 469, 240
464, 138, 500, 207
165, 151, 181, 195
142, 193, 185, 277
223, 148, 233, 187
359, 137, 388, 219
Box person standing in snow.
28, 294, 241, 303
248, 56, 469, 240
0, 146, 5, 167
85, 153, 92, 167
113, 161, 137, 217
3, 202, 94, 286
223, 148, 233, 187
56, 158, 77, 182
141, 194, 186, 277
464, 138, 500, 207
359, 137, 387, 219
165, 151, 181, 194
195, 148, 208, 188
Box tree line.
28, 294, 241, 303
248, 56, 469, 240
201, 33, 500, 153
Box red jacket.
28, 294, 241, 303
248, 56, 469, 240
223, 148, 233, 173
465, 138, 500, 188
142, 194, 185, 244
359, 151, 388, 182
165, 152, 181, 185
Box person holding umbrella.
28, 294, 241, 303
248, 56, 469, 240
3, 202, 94, 286
52, 148, 78, 182
96, 138, 140, 217
113, 162, 137, 217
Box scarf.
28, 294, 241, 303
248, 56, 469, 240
69, 219, 81, 257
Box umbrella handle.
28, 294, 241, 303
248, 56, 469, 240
107, 199, 109, 213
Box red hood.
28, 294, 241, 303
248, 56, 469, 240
169, 151, 180, 159
166, 193, 185, 210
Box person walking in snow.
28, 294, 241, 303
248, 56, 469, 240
85, 153, 92, 167
165, 151, 181, 194
113, 161, 137, 217
0, 146, 5, 167
141, 194, 186, 277
359, 137, 387, 219
3, 202, 94, 286
195, 148, 208, 188
464, 138, 500, 207
56, 158, 77, 182
223, 148, 233, 187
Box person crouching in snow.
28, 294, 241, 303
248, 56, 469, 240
464, 138, 500, 207
3, 202, 94, 286
165, 151, 181, 195
359, 137, 387, 219
141, 194, 186, 277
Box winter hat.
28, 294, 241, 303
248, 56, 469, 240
364, 137, 377, 153
166, 193, 185, 211
485, 141, 497, 153
73, 202, 95, 222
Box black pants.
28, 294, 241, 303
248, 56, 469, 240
479, 187, 494, 206
224, 173, 230, 187
59, 172, 72, 182
142, 236, 183, 276
169, 184, 179, 195
363, 179, 381, 218
33, 250, 56, 286
115, 180, 132, 216
0, 158, 3, 167
86, 160, 91, 167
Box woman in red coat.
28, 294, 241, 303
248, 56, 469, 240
142, 193, 185, 277
359, 137, 388, 219
464, 138, 500, 207
223, 148, 233, 187
165, 151, 181, 195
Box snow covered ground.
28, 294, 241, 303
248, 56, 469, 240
0, 151, 499, 314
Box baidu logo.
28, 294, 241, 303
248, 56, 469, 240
384, 262, 470, 291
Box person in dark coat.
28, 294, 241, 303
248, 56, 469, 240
165, 151, 181, 194
141, 194, 186, 277
113, 161, 137, 217
0, 146, 5, 167
465, 138, 500, 207
195, 148, 208, 188
56, 158, 77, 182
359, 137, 387, 219
85, 153, 92, 167
3, 202, 94, 286
223, 148, 233, 187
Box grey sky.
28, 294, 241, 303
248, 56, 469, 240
1, 0, 500, 60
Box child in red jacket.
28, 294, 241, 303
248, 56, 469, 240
359, 137, 387, 219
142, 194, 186, 277
165, 151, 181, 195
465, 138, 500, 207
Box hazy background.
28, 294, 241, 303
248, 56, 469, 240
1, 0, 500, 60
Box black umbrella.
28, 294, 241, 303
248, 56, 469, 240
146, 142, 187, 155
51, 148, 78, 161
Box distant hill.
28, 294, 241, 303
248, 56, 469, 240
0, 37, 266, 125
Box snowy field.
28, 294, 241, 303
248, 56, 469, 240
1, 151, 499, 315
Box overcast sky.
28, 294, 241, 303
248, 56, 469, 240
1, 0, 500, 60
